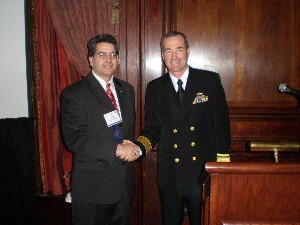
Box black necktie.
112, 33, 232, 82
177, 79, 184, 102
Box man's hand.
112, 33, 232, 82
116, 140, 140, 162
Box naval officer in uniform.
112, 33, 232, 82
118, 31, 231, 225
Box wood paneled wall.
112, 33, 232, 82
175, 0, 300, 107
120, 0, 300, 224
119, 1, 172, 224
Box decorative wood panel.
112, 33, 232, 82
120, 0, 173, 224
230, 107, 300, 151
175, 0, 236, 100
205, 162, 300, 225
119, 2, 143, 225
174, 0, 300, 107
140, 1, 174, 224
143, 152, 161, 225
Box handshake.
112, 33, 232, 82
116, 140, 141, 162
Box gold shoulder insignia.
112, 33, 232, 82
137, 136, 152, 155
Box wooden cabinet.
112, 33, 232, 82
204, 162, 300, 225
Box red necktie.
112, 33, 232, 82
106, 82, 123, 145
106, 83, 119, 113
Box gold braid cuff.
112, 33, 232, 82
137, 136, 152, 155
216, 153, 230, 162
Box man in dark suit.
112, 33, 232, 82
120, 31, 231, 225
61, 34, 139, 225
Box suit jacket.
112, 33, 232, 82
135, 66, 230, 196
60, 72, 136, 204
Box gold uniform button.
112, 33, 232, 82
192, 157, 197, 161
191, 142, 196, 147
190, 127, 195, 131
173, 129, 178, 133
173, 144, 178, 149
175, 158, 180, 162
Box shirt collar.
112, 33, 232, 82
92, 71, 114, 91
169, 67, 189, 91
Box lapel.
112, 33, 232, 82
160, 74, 182, 125
179, 67, 204, 121
86, 73, 130, 139
86, 73, 116, 115
113, 77, 127, 123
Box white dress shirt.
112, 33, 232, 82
92, 71, 122, 119
169, 67, 189, 91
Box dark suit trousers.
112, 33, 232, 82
159, 189, 202, 225
72, 188, 131, 225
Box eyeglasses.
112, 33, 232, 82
96, 52, 118, 60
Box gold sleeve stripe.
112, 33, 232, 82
217, 153, 230, 157
217, 157, 230, 162
217, 153, 230, 162
137, 136, 152, 154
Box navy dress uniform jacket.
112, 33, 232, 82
60, 72, 136, 204
135, 66, 230, 196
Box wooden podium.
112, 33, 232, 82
204, 162, 300, 225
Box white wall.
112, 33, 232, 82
0, 0, 28, 119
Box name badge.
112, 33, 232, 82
104, 110, 122, 127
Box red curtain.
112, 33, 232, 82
46, 0, 118, 76
32, 0, 119, 195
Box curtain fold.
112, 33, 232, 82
45, 0, 117, 76
34, 0, 81, 194
32, 0, 119, 195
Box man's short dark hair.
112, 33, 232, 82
87, 34, 119, 57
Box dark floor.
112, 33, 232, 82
37, 194, 72, 225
